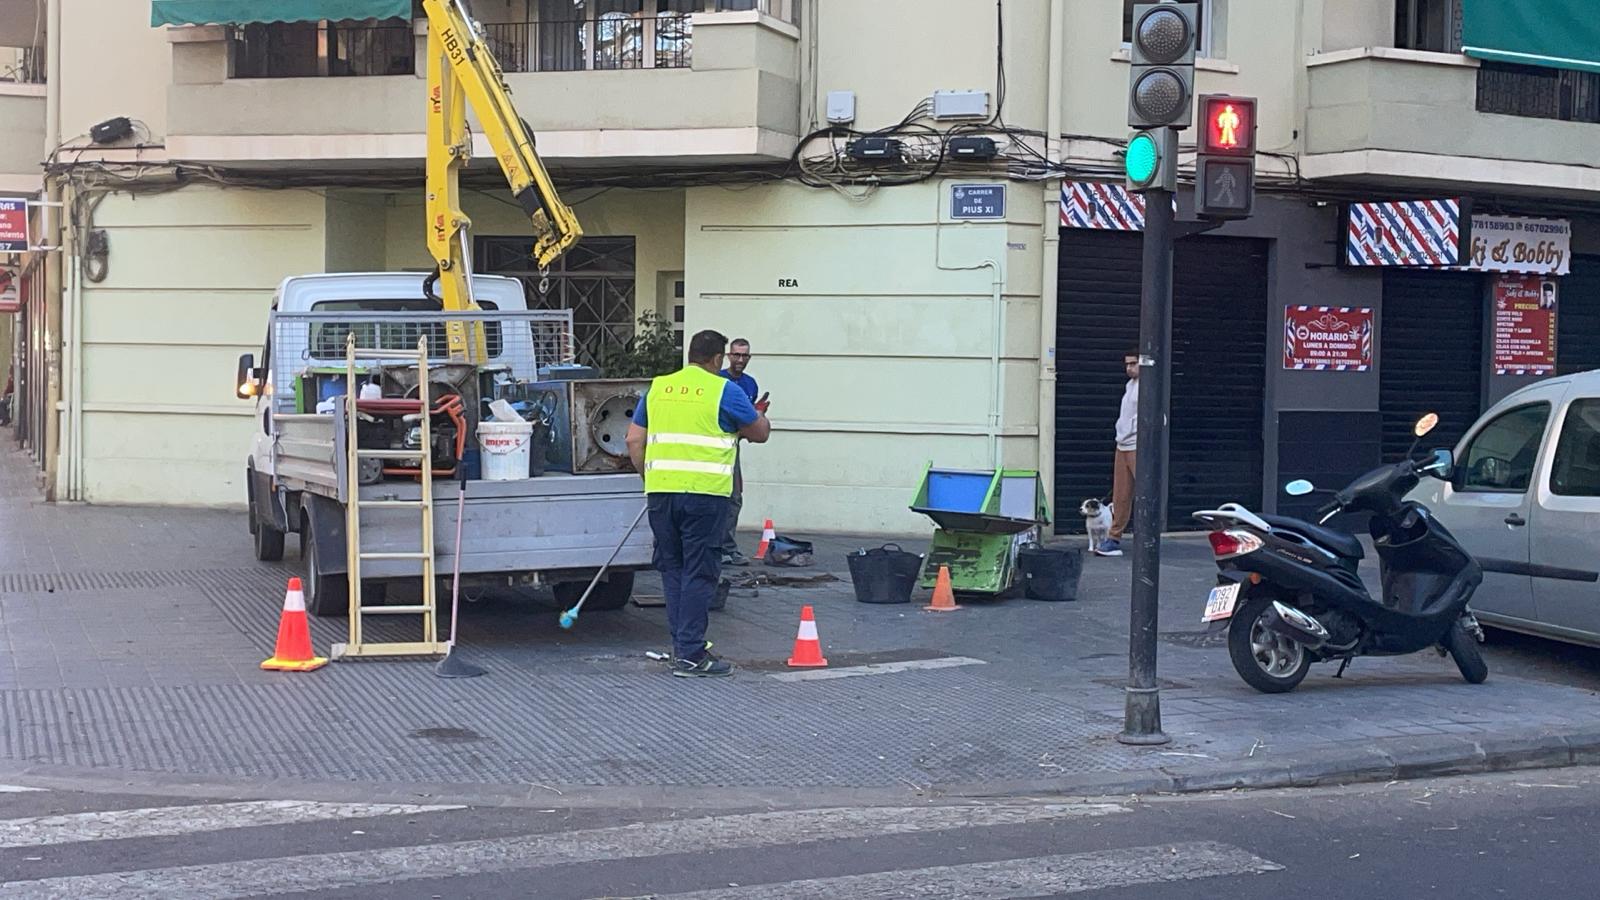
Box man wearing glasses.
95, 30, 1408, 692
719, 338, 768, 566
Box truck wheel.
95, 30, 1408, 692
1443, 620, 1489, 684
249, 489, 286, 563
554, 571, 635, 612
302, 515, 348, 617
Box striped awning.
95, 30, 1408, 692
1059, 182, 1176, 232
150, 0, 412, 26
1462, 0, 1600, 75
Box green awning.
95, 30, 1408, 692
1462, 0, 1600, 75
150, 0, 412, 27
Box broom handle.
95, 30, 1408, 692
571, 504, 649, 611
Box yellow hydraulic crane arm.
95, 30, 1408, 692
421, 0, 583, 361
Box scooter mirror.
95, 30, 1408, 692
1285, 479, 1316, 496
1413, 413, 1440, 438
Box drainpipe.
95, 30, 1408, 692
42, 0, 62, 499
933, 184, 1005, 469
68, 210, 83, 501
1037, 0, 1064, 533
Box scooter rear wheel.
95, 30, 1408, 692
1443, 620, 1489, 684
1228, 595, 1312, 693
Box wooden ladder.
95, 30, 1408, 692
330, 333, 448, 661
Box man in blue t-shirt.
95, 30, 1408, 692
718, 338, 767, 566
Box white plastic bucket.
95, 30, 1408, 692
477, 420, 533, 481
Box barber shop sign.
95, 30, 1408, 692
1284, 306, 1373, 372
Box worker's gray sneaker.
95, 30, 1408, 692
722, 551, 751, 567
671, 652, 733, 678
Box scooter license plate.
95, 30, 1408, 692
1202, 583, 1241, 623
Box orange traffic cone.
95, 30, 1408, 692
925, 565, 961, 611
786, 605, 828, 668
754, 518, 776, 560
261, 577, 327, 672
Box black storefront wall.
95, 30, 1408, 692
1381, 269, 1485, 460
1052, 194, 1600, 536
1054, 229, 1267, 531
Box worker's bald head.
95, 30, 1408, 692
687, 329, 728, 367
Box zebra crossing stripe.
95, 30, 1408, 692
652, 841, 1284, 899
0, 803, 1129, 899
0, 800, 463, 849
0, 785, 44, 793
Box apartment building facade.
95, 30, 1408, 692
4, 0, 1600, 534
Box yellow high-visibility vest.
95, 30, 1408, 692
643, 365, 736, 496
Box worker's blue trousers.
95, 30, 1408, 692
647, 492, 727, 661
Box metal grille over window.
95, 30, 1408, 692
230, 18, 414, 78
477, 236, 636, 368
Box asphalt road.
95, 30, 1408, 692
1480, 625, 1600, 692
4, 767, 1600, 898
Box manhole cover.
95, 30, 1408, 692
409, 727, 483, 743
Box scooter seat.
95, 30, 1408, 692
1259, 514, 1365, 560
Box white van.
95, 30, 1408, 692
1411, 369, 1600, 646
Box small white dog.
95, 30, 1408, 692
1079, 498, 1113, 552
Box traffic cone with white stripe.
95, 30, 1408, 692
925, 565, 961, 611
786, 605, 828, 668
754, 519, 776, 560
261, 577, 327, 672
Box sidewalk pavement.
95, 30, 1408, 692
3, 434, 1600, 808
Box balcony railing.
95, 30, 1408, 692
0, 47, 45, 84
1477, 61, 1600, 125
229, 19, 414, 78
482, 13, 693, 73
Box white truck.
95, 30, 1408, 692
236, 271, 652, 617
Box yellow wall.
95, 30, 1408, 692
1062, 0, 1303, 160
325, 191, 390, 272
685, 180, 1045, 535
382, 186, 687, 320
62, 1, 171, 141
76, 186, 326, 506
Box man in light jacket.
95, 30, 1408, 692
1099, 349, 1139, 557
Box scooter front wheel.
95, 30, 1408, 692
1228, 595, 1312, 693
1443, 620, 1489, 684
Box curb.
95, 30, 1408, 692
964, 728, 1600, 800
3, 730, 1598, 809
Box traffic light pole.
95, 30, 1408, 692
1119, 179, 1175, 747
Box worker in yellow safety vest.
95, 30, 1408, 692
627, 329, 771, 677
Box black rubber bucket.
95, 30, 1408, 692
1017, 545, 1083, 602
846, 544, 924, 604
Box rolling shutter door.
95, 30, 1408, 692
1379, 269, 1484, 462
1054, 230, 1267, 529
1558, 255, 1600, 375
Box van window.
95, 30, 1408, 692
1550, 399, 1600, 497
307, 299, 503, 359
1455, 403, 1550, 493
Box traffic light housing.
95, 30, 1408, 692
1199, 95, 1256, 156
1124, 128, 1177, 193
1127, 2, 1198, 130
1195, 92, 1257, 219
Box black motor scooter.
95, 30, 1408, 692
1194, 414, 1487, 693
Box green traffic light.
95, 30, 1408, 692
1125, 131, 1159, 187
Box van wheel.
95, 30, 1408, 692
302, 513, 348, 617
1443, 620, 1489, 684
250, 490, 285, 563
554, 571, 634, 612
1228, 595, 1312, 693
